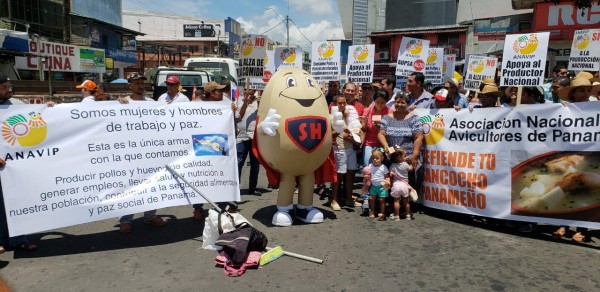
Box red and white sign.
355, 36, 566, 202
534, 2, 600, 40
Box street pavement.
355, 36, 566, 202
1, 165, 599, 291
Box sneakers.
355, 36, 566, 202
249, 190, 262, 196
144, 216, 166, 227
119, 222, 132, 234
193, 209, 205, 221
330, 201, 341, 211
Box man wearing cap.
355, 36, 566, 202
443, 77, 468, 110
124, 72, 154, 101
118, 72, 165, 233
406, 72, 434, 110
76, 80, 98, 103
0, 73, 23, 105
158, 76, 190, 103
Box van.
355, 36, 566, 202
184, 57, 239, 84
152, 68, 214, 100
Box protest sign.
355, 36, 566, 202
248, 78, 266, 90
239, 34, 267, 78
417, 102, 600, 229
424, 48, 444, 84
274, 46, 303, 70
263, 49, 275, 83
463, 55, 498, 91
310, 41, 341, 82
0, 101, 239, 236
443, 54, 456, 80
568, 29, 600, 71
395, 37, 430, 77
346, 44, 375, 84
500, 32, 550, 86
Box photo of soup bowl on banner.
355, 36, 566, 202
511, 151, 600, 223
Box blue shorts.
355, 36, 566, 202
369, 185, 388, 198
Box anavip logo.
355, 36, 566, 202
573, 34, 589, 50
512, 34, 538, 55
241, 39, 254, 56
280, 48, 296, 63
406, 39, 423, 55
2, 112, 48, 147
469, 59, 485, 73
426, 49, 438, 64
420, 113, 445, 145
352, 45, 369, 61
318, 42, 335, 58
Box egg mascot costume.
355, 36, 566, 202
253, 67, 335, 227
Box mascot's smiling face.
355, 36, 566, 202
263, 67, 324, 108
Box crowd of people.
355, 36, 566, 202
0, 64, 598, 253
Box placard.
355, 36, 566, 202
500, 32, 550, 86
568, 29, 600, 71
395, 37, 430, 77
239, 34, 267, 78
346, 44, 375, 84
310, 41, 341, 82
464, 55, 498, 91
424, 48, 444, 84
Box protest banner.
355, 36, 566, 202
568, 29, 600, 71
310, 41, 341, 82
395, 37, 430, 77
239, 34, 267, 78
0, 101, 239, 236
248, 78, 266, 90
443, 54, 456, 80
346, 44, 375, 84
500, 32, 550, 87
263, 49, 276, 83
424, 48, 444, 84
274, 46, 303, 71
463, 55, 498, 91
416, 102, 600, 229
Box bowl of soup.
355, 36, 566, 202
511, 151, 600, 222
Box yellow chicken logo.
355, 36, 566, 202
420, 114, 445, 145
2, 112, 48, 147
512, 34, 538, 55
406, 40, 423, 55
574, 34, 589, 50
241, 39, 254, 56
469, 60, 485, 73
427, 49, 438, 64
318, 42, 335, 58
280, 48, 296, 63
352, 46, 369, 61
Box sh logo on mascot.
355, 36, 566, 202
253, 67, 334, 227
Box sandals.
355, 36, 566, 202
0, 246, 5, 254
369, 211, 375, 219
406, 214, 414, 220
552, 227, 566, 239
572, 232, 586, 243
377, 213, 386, 221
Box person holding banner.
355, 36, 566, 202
549, 77, 571, 104
117, 73, 167, 233
443, 77, 468, 110
76, 80, 98, 103
158, 76, 190, 103
558, 76, 600, 103
542, 64, 568, 102
361, 90, 391, 167
406, 72, 434, 111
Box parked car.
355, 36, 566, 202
152, 68, 214, 100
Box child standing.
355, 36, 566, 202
389, 146, 415, 221
366, 149, 390, 221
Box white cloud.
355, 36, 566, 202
290, 0, 335, 17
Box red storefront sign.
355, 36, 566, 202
534, 2, 600, 40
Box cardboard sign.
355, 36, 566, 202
239, 35, 267, 78
346, 44, 375, 84
310, 41, 341, 82
395, 37, 430, 77
500, 32, 550, 86
424, 48, 445, 84
568, 29, 600, 71
464, 55, 498, 91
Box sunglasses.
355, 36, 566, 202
166, 83, 178, 86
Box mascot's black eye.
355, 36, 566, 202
305, 77, 315, 87
286, 77, 297, 88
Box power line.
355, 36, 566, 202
288, 18, 312, 45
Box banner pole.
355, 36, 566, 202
165, 165, 223, 213
516, 86, 523, 106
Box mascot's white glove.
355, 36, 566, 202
260, 108, 281, 136
330, 107, 345, 134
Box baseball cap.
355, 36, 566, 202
0, 72, 9, 84
76, 80, 97, 91
434, 88, 449, 101
127, 72, 147, 82
204, 81, 226, 92
166, 76, 180, 84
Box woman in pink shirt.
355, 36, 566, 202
360, 90, 391, 166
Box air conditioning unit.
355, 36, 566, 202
379, 51, 389, 60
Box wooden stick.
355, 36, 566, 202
516, 86, 523, 106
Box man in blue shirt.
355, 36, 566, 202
406, 72, 434, 110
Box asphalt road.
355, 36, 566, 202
1, 166, 599, 291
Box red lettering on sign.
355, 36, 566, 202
593, 32, 600, 42
413, 59, 425, 71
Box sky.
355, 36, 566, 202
122, 0, 345, 50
